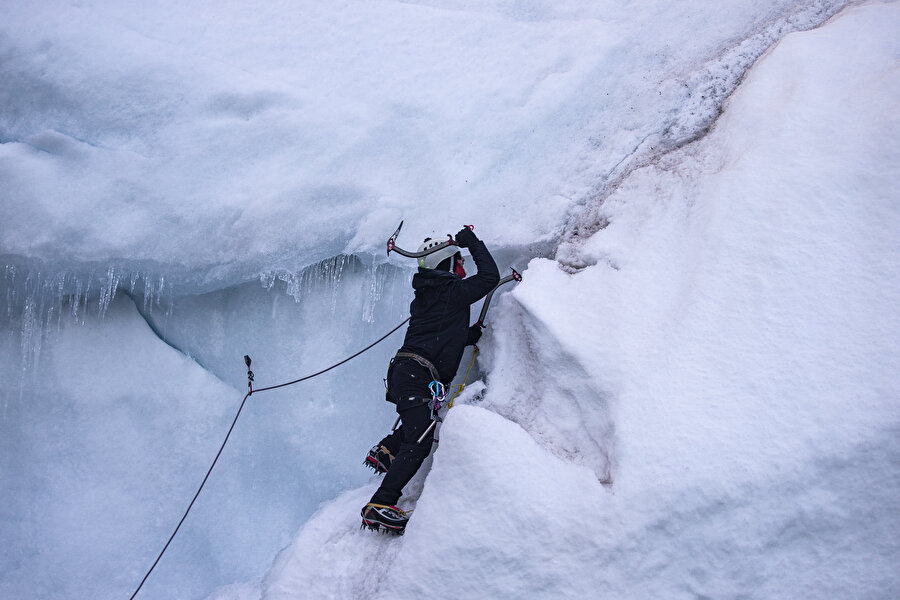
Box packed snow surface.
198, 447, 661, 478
2, 0, 898, 599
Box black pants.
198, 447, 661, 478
369, 359, 436, 507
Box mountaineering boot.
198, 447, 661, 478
363, 445, 394, 474
360, 503, 408, 535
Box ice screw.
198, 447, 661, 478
244, 355, 254, 394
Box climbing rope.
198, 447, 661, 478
446, 346, 478, 409
129, 317, 410, 600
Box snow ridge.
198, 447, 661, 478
559, 0, 850, 261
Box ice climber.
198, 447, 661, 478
360, 225, 499, 534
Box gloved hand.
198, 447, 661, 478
467, 324, 483, 345
455, 226, 478, 248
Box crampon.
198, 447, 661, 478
363, 445, 393, 475
360, 503, 408, 535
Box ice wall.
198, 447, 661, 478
1, 295, 238, 599
0, 1, 863, 599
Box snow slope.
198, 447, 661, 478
221, 3, 900, 598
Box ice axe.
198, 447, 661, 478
386, 220, 470, 258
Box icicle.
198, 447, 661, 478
4, 265, 16, 319
157, 275, 173, 317
285, 271, 302, 302
99, 266, 121, 318
143, 272, 152, 313
330, 256, 346, 316
56, 272, 66, 332
362, 263, 377, 324
81, 270, 94, 325
73, 277, 83, 321
259, 271, 276, 290
32, 280, 47, 373
20, 295, 35, 373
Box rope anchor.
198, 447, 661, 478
244, 355, 254, 394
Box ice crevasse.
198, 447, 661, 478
216, 4, 900, 599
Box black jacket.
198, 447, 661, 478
398, 239, 500, 384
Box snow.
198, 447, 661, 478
1, 0, 898, 599
0, 0, 845, 272
214, 2, 900, 599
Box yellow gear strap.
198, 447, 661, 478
447, 346, 479, 409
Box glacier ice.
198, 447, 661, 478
1, 0, 883, 599
210, 3, 900, 599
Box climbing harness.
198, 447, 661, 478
393, 351, 442, 384
385, 351, 447, 444
129, 317, 410, 600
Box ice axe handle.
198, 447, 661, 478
477, 267, 523, 326
386, 221, 458, 258
417, 419, 437, 444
